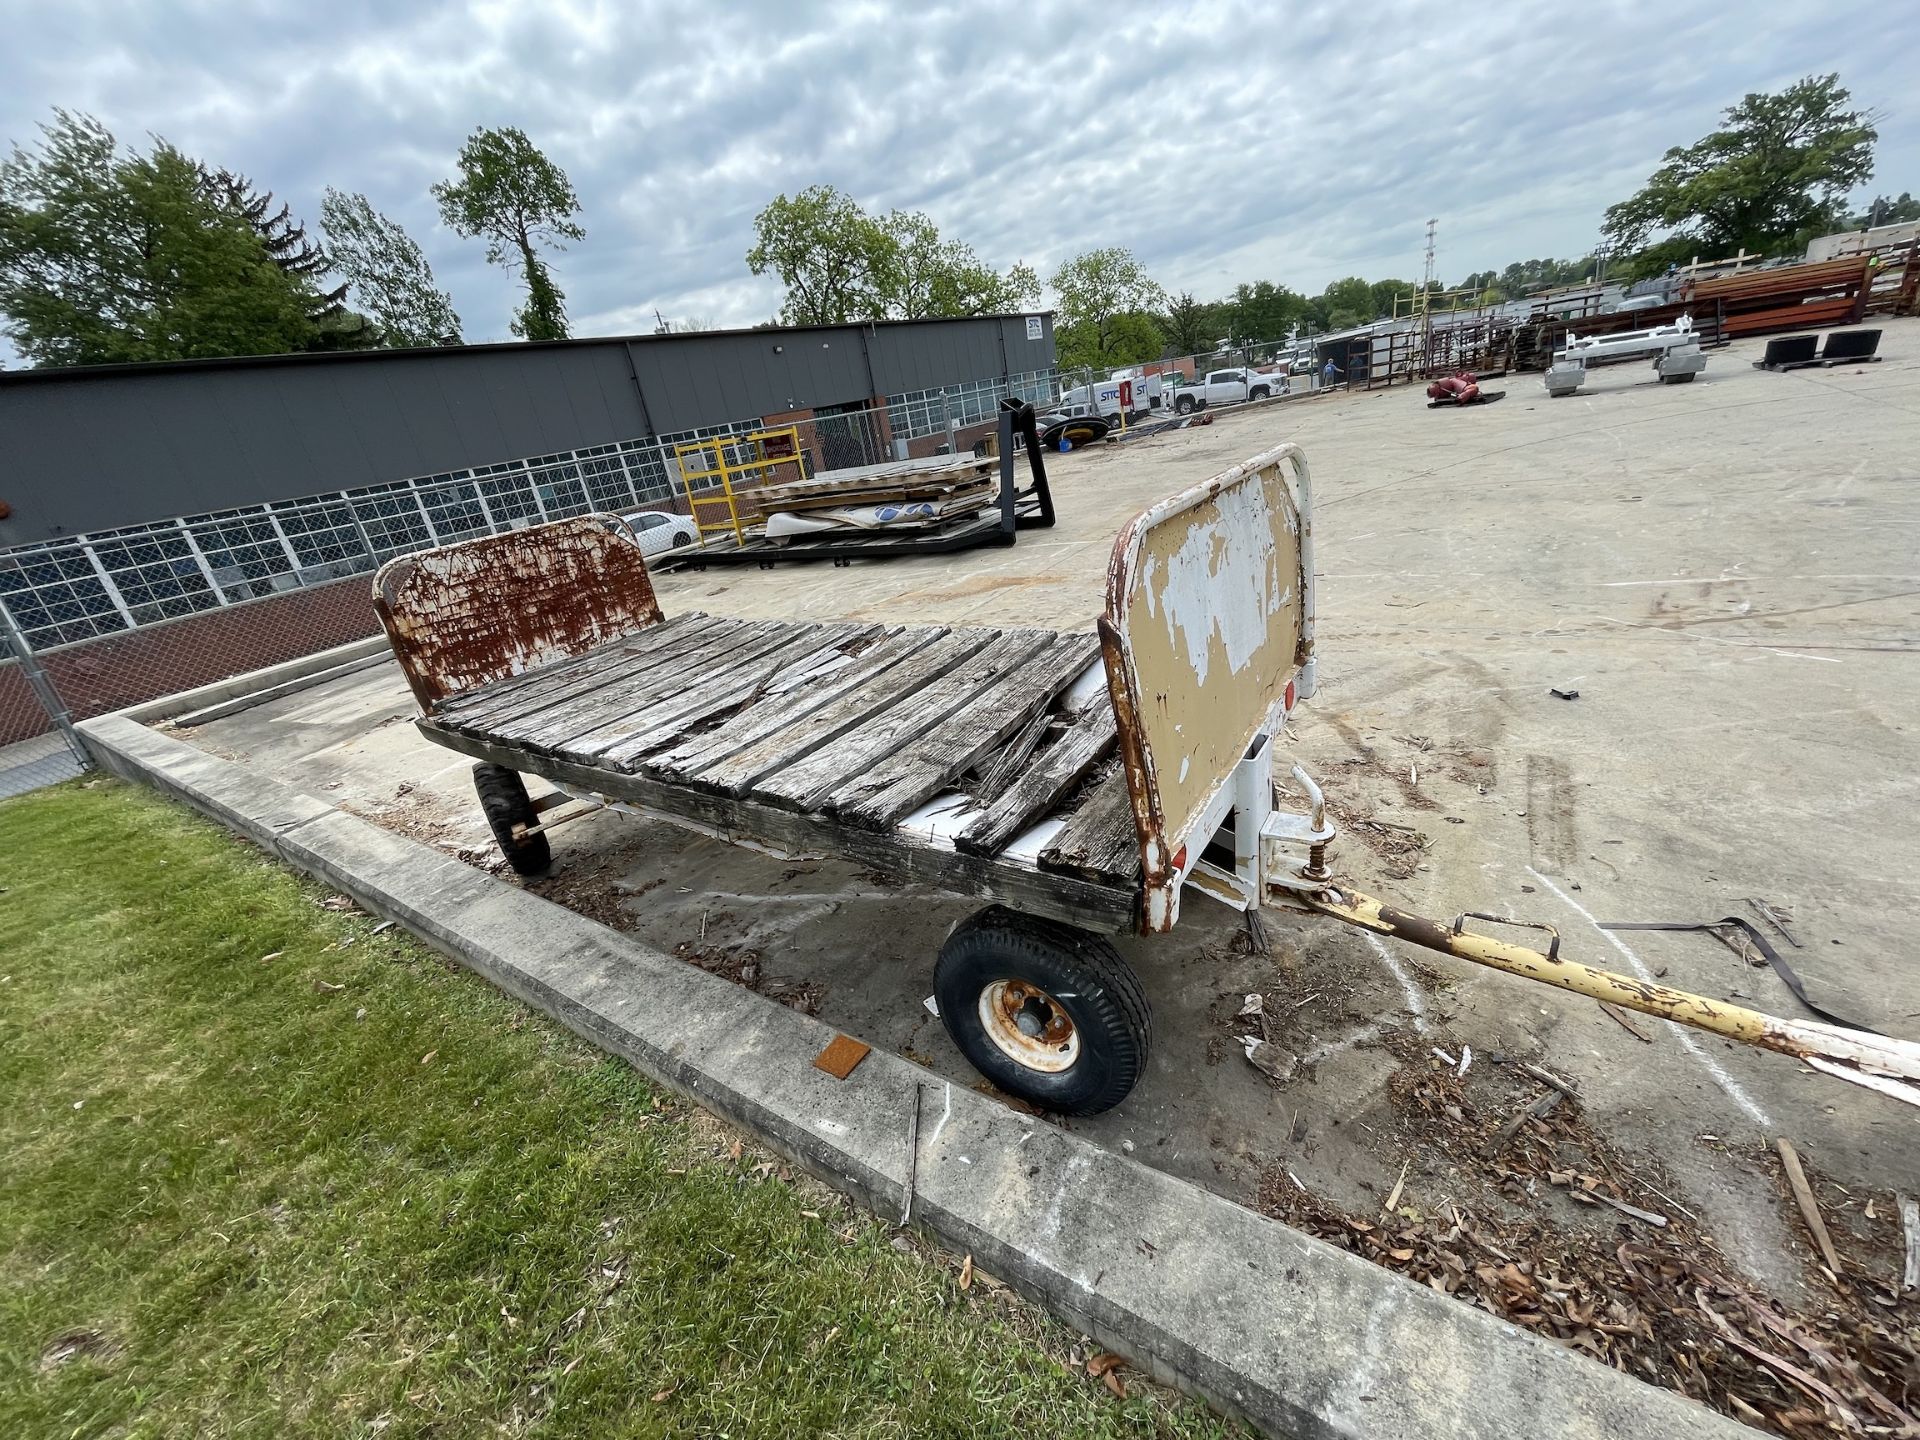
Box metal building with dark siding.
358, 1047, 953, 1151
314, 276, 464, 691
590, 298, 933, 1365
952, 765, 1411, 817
0, 311, 1056, 547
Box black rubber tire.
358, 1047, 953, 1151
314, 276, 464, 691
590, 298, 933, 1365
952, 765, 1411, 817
473, 763, 551, 876
1174, 394, 1196, 415
1661, 371, 1696, 384
934, 906, 1150, 1115
1249, 386, 1270, 401
671, 531, 693, 547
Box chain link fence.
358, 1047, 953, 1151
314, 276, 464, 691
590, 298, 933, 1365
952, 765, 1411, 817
0, 375, 1077, 797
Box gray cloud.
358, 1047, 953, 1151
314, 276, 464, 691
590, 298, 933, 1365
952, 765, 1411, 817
3, 0, 1916, 350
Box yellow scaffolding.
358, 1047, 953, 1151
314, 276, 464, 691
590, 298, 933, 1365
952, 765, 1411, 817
671, 427, 807, 545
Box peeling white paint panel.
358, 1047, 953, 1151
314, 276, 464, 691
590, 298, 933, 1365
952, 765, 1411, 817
1140, 480, 1283, 684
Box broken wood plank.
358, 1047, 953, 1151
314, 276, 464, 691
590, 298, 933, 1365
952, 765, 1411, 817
750, 629, 1054, 814
437, 613, 717, 729
496, 619, 792, 750
831, 635, 1101, 829
1038, 767, 1139, 882
584, 624, 878, 767
648, 626, 938, 781
954, 701, 1117, 857
691, 629, 997, 798
1775, 1138, 1843, 1276
973, 708, 1056, 805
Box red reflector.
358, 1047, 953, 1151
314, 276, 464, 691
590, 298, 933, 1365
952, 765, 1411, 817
1172, 845, 1188, 873
1284, 679, 1296, 711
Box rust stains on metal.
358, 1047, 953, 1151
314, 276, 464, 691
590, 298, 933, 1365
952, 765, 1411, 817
373, 515, 664, 712
1374, 905, 1455, 954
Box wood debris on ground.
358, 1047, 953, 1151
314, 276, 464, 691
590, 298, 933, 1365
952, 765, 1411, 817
1256, 1032, 1918, 1436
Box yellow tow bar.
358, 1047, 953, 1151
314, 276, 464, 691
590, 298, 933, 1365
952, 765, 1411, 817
1305, 886, 1920, 1108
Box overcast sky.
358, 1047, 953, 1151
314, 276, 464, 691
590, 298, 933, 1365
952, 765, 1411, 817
3, 0, 1916, 347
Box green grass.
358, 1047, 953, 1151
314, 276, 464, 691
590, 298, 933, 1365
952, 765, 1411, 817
0, 780, 1232, 1439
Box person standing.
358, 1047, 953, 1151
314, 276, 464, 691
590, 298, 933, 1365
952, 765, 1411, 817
1321, 357, 1344, 389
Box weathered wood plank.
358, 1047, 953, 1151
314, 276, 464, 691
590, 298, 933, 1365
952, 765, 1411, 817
831, 634, 1101, 829
495, 619, 794, 750
573, 623, 876, 768
432, 620, 686, 720
974, 707, 1055, 806
438, 613, 715, 729
649, 626, 940, 782
693, 630, 998, 798
473, 617, 757, 745
750, 629, 1053, 813
1039, 767, 1140, 883
955, 702, 1118, 857
417, 720, 1138, 934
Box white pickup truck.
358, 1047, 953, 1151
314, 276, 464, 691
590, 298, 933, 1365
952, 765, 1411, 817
1172, 367, 1285, 414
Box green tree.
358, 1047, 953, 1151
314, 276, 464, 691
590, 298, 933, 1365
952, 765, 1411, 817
1162, 290, 1214, 356
321, 189, 461, 347
746, 186, 1037, 324
1603, 74, 1877, 264
871, 208, 1039, 318
433, 126, 583, 341
1317, 275, 1376, 330
747, 185, 886, 324
1226, 280, 1305, 344
1050, 247, 1165, 370
0, 111, 322, 366
1367, 278, 1413, 320
198, 168, 345, 323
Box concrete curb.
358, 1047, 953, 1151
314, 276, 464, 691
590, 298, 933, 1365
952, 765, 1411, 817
77, 712, 1758, 1440
120, 634, 393, 725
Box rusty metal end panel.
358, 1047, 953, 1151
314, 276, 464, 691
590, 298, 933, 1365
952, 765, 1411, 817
373, 514, 664, 713
1103, 444, 1310, 931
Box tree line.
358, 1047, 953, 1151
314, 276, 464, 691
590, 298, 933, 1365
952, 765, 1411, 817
2, 73, 1902, 372
751, 73, 1901, 374
0, 112, 585, 366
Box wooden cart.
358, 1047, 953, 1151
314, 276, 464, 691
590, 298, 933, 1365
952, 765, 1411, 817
375, 443, 1920, 1115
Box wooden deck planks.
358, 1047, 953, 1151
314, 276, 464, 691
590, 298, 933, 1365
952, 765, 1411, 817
750, 629, 1054, 814
831, 635, 1101, 829
420, 719, 1140, 933
647, 626, 945, 782
494, 619, 794, 751
954, 702, 1118, 857
1038, 768, 1140, 882
695, 630, 999, 799
439, 613, 725, 733
580, 624, 880, 769
428, 625, 680, 720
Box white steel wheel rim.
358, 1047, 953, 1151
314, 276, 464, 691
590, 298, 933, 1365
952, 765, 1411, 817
978, 979, 1080, 1074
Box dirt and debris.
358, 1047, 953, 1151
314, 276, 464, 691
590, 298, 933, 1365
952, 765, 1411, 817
1324, 792, 1429, 879
1256, 1034, 1918, 1435
673, 941, 824, 1016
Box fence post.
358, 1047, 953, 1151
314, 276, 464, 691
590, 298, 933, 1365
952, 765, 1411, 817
0, 598, 89, 771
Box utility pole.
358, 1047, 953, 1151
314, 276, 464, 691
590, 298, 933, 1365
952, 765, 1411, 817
1420, 218, 1438, 364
